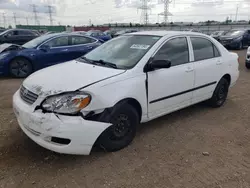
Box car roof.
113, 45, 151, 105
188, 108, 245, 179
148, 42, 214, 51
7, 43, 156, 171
125, 30, 208, 37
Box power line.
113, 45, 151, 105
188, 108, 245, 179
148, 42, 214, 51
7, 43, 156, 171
30, 4, 40, 25
45, 5, 54, 25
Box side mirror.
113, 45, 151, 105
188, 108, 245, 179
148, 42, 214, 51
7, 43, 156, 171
39, 45, 50, 52
144, 59, 171, 72
150, 59, 171, 69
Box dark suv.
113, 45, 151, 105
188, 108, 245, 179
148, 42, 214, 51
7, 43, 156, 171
0, 29, 39, 45
219, 29, 250, 50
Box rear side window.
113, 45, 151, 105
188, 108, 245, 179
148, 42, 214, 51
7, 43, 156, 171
45, 36, 69, 47
191, 37, 220, 61
19, 30, 35, 36
213, 45, 220, 57
154, 37, 189, 67
71, 36, 96, 45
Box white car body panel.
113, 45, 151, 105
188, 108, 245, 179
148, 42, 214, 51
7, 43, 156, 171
13, 31, 239, 155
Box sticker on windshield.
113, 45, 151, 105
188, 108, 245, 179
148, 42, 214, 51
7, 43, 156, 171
130, 44, 150, 50
152, 37, 160, 40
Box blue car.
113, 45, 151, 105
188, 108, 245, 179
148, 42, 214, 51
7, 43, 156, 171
0, 33, 102, 78
86, 30, 112, 42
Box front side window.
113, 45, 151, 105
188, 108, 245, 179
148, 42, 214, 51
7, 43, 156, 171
83, 35, 161, 69
45, 36, 69, 47
71, 36, 96, 45
154, 37, 189, 67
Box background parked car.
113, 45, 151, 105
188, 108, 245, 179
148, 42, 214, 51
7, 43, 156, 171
0, 28, 6, 34
0, 33, 102, 78
210, 31, 226, 41
113, 29, 138, 37
0, 29, 40, 45
72, 31, 87, 35
104, 30, 116, 38
86, 30, 111, 41
219, 29, 250, 50
246, 46, 250, 69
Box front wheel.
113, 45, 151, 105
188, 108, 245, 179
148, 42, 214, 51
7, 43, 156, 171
237, 41, 243, 50
9, 58, 33, 78
207, 78, 229, 108
97, 103, 139, 152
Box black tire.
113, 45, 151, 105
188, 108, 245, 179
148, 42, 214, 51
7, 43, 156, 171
9, 57, 33, 78
96, 103, 139, 152
207, 78, 229, 108
237, 41, 243, 50
246, 63, 250, 69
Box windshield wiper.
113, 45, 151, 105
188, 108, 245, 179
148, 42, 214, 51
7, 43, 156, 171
80, 56, 95, 64
92, 59, 118, 69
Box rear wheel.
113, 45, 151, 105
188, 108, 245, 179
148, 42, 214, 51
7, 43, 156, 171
97, 103, 139, 152
9, 58, 33, 78
246, 62, 250, 69
207, 78, 229, 108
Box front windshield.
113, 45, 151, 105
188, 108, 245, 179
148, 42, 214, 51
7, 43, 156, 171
82, 35, 161, 69
224, 30, 244, 36
22, 34, 54, 48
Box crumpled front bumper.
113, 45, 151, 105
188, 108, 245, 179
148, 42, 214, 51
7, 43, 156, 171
13, 90, 111, 155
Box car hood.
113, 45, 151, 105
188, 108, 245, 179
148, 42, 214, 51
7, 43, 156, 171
0, 43, 22, 53
23, 60, 126, 96
220, 34, 242, 40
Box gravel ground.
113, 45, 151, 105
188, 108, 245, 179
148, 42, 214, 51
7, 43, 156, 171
0, 49, 250, 188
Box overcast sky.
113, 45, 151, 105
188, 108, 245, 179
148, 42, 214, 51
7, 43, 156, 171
0, 0, 249, 27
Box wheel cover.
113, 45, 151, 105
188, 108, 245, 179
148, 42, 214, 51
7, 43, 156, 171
10, 60, 30, 77
217, 83, 228, 105
111, 114, 131, 140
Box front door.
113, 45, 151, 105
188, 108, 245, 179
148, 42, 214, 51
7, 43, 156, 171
147, 37, 195, 119
36, 36, 71, 68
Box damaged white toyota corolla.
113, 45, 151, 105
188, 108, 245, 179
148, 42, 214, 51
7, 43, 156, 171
13, 31, 239, 155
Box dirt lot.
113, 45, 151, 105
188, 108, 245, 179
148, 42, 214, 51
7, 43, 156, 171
0, 50, 250, 188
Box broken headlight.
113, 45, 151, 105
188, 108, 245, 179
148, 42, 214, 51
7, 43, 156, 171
41, 92, 91, 114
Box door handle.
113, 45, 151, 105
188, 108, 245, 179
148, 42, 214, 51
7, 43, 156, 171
216, 60, 222, 65
61, 49, 68, 52
185, 67, 194, 73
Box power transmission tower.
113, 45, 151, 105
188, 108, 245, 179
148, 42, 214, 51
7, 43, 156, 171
46, 5, 54, 25
2, 13, 6, 28
26, 17, 29, 25
13, 13, 17, 27
158, 0, 173, 24
30, 4, 40, 25
138, 0, 151, 25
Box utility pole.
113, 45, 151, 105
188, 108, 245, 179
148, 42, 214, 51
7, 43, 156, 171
26, 17, 29, 25
2, 13, 6, 28
45, 5, 54, 25
13, 12, 17, 27
235, 4, 239, 22
138, 0, 150, 25
30, 4, 40, 25
89, 19, 92, 26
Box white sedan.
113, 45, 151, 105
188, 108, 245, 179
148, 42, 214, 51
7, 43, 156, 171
13, 31, 239, 155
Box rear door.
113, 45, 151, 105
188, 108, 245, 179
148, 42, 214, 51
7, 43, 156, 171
190, 36, 222, 104
68, 35, 98, 59
18, 30, 38, 44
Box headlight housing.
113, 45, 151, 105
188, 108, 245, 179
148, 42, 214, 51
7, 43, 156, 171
41, 91, 91, 115
234, 36, 243, 41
